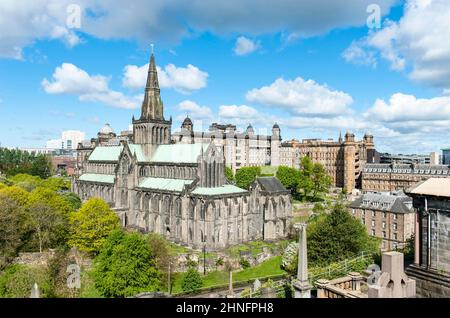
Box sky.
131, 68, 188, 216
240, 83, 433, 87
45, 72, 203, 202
1, 0, 450, 155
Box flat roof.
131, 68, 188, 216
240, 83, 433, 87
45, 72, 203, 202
407, 178, 450, 197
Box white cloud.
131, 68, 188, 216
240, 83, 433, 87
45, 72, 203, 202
0, 0, 81, 59
246, 77, 353, 116
122, 63, 208, 94
0, 0, 397, 59
342, 40, 377, 68
219, 105, 259, 119
233, 36, 260, 56
42, 63, 138, 109
344, 0, 450, 89
177, 100, 213, 120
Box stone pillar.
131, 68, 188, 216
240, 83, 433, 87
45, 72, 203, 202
315, 279, 329, 298
414, 212, 420, 265
348, 272, 363, 291
293, 223, 311, 298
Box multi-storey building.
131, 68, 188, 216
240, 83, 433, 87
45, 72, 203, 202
172, 120, 281, 171
361, 163, 450, 192
349, 191, 415, 251
74, 51, 292, 250
280, 132, 375, 192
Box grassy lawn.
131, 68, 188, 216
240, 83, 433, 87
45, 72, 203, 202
260, 165, 278, 176
171, 256, 285, 295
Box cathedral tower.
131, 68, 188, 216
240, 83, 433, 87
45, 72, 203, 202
133, 51, 172, 156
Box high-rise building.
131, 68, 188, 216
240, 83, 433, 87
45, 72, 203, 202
442, 148, 450, 165
46, 130, 85, 150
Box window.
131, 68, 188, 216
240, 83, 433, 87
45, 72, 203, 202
393, 233, 398, 240
382, 231, 386, 238
393, 223, 398, 230
352, 209, 355, 215
371, 220, 375, 227
382, 221, 386, 229
393, 214, 397, 220
371, 229, 375, 236
383, 212, 387, 218
372, 211, 376, 217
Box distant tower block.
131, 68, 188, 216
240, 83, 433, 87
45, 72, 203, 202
293, 223, 311, 298
368, 251, 416, 298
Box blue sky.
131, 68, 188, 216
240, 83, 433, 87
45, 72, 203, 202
1, 0, 450, 154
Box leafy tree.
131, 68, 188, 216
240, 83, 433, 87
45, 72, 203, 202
8, 174, 42, 191
69, 198, 120, 255
0, 148, 52, 178
148, 233, 174, 289
60, 192, 82, 211
0, 264, 51, 298
239, 258, 251, 269
225, 167, 235, 182
0, 193, 27, 269
276, 166, 301, 197
28, 187, 73, 215
235, 166, 261, 189
0, 185, 30, 206
307, 202, 379, 266
93, 230, 162, 297
40, 177, 71, 192
297, 156, 332, 202
30, 155, 52, 179
181, 267, 203, 293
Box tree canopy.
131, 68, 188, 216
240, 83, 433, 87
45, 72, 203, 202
235, 166, 261, 189
93, 230, 162, 297
307, 203, 379, 266
0, 148, 52, 178
68, 198, 120, 255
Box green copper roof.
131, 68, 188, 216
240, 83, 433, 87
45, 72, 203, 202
88, 146, 123, 162
139, 177, 193, 192
128, 144, 147, 162
150, 143, 209, 163
192, 185, 248, 196
79, 173, 115, 184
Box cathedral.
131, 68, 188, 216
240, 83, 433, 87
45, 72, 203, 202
73, 50, 292, 250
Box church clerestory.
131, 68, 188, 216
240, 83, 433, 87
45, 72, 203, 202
73, 49, 293, 250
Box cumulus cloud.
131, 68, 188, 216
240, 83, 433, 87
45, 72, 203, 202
344, 0, 450, 89
233, 36, 260, 56
177, 100, 213, 120
122, 63, 208, 94
246, 77, 353, 116
219, 105, 259, 119
42, 63, 138, 109
342, 40, 377, 68
0, 0, 396, 59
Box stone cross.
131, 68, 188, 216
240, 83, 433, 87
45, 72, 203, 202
293, 223, 311, 298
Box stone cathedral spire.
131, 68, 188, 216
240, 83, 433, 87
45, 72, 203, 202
140, 53, 164, 121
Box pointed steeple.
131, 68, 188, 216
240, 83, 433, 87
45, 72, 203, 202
140, 50, 164, 121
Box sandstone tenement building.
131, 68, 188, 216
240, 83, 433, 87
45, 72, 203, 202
172, 120, 281, 172
361, 163, 450, 192
280, 132, 376, 192
74, 51, 292, 250
349, 191, 415, 251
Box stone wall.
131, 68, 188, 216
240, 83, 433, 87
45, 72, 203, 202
13, 251, 55, 266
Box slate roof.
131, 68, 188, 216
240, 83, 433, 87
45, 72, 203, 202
363, 163, 450, 175
256, 177, 288, 193
128, 144, 147, 162
349, 192, 413, 214
138, 177, 193, 192
79, 173, 115, 184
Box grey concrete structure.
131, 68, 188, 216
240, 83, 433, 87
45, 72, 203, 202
405, 178, 450, 297
73, 50, 293, 251
293, 223, 311, 298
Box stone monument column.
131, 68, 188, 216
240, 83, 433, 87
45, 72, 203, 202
293, 223, 311, 298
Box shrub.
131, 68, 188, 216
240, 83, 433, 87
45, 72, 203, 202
181, 268, 203, 293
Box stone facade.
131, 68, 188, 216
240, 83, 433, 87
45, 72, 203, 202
73, 51, 292, 251
361, 163, 450, 192
349, 192, 416, 251
280, 132, 375, 192
405, 178, 450, 297
172, 121, 281, 172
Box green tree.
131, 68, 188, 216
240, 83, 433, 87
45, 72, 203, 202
276, 166, 301, 197
235, 166, 261, 189
40, 177, 71, 192
307, 203, 379, 266
181, 267, 203, 293
93, 230, 162, 297
60, 192, 82, 211
0, 193, 27, 269
8, 174, 42, 191
297, 156, 331, 202
225, 167, 235, 182
0, 185, 30, 206
148, 233, 173, 289
69, 198, 120, 255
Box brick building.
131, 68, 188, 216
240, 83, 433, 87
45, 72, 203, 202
349, 191, 415, 251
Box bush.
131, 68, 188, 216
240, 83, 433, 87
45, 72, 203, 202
239, 258, 251, 269
181, 268, 203, 293
0, 264, 50, 298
